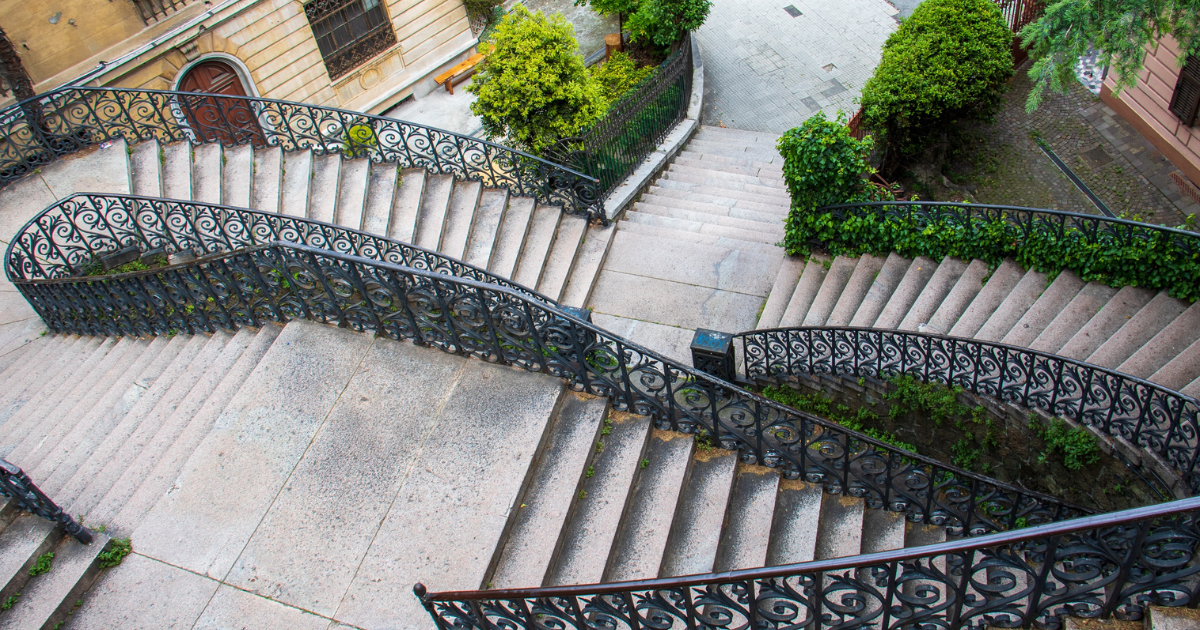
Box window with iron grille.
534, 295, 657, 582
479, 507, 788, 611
304, 0, 398, 80
130, 0, 192, 25
1169, 54, 1200, 126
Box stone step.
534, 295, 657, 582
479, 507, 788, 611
663, 168, 788, 201
873, 256, 937, 329
673, 150, 784, 177
973, 269, 1047, 342
488, 197, 536, 279
0, 532, 108, 630
489, 393, 607, 589
1183, 372, 1200, 399
161, 141, 192, 201
87, 327, 258, 529
334, 157, 371, 230
684, 138, 782, 163
899, 257, 968, 331
926, 259, 989, 334
827, 254, 886, 327
0, 515, 62, 612
560, 223, 616, 309
130, 139, 163, 197
779, 254, 830, 327
1000, 271, 1086, 347
814, 493, 864, 559
52, 334, 210, 511
1030, 282, 1119, 354
192, 143, 221, 204
604, 430, 694, 582
545, 411, 651, 586
633, 201, 784, 236
307, 153, 342, 224
624, 210, 781, 246
651, 178, 793, 210
765, 479, 823, 565
849, 253, 911, 327
222, 143, 253, 208
804, 255, 858, 326
615, 219, 785, 257
250, 145, 283, 213
666, 162, 785, 190
387, 169, 427, 243
645, 182, 789, 214
279, 150, 313, 218
439, 181, 483, 261
861, 508, 907, 554
1118, 300, 1200, 379
639, 191, 786, 224
695, 125, 780, 145
659, 449, 738, 577
1148, 604, 1200, 630
1151, 335, 1200, 392
537, 215, 588, 302
712, 464, 779, 572
360, 163, 399, 236
1087, 292, 1188, 369
463, 189, 509, 270
110, 323, 282, 535
948, 259, 1025, 338
513, 205, 563, 290
757, 255, 806, 330
672, 154, 782, 180
413, 174, 455, 251
0, 336, 93, 434
1057, 286, 1156, 361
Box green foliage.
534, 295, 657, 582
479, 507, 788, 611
463, 0, 501, 16
590, 52, 656, 105
1030, 417, 1102, 471
782, 205, 1200, 301
2, 594, 18, 611
97, 538, 132, 569
886, 374, 966, 426
29, 552, 53, 577
693, 428, 719, 451
859, 0, 1013, 157
625, 0, 711, 47
1020, 0, 1200, 112
760, 385, 918, 454
468, 5, 606, 155
777, 112, 892, 254
343, 124, 377, 156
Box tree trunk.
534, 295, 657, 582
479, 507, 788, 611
0, 27, 35, 102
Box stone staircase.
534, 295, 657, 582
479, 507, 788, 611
127, 139, 612, 307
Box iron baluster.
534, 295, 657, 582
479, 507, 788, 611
0, 460, 93, 544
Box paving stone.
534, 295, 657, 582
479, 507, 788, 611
590, 313, 696, 365
69, 553, 218, 630
659, 449, 738, 577
38, 139, 131, 199
589, 271, 764, 334
0, 163, 64, 247
603, 230, 782, 297
193, 584, 330, 630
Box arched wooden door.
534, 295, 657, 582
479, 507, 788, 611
177, 60, 263, 146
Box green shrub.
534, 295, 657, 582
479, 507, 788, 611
624, 0, 711, 47
1030, 417, 1101, 471
777, 112, 892, 254
463, 0, 500, 16
468, 5, 606, 155
590, 52, 656, 105
783, 205, 1200, 301
97, 538, 132, 569
859, 0, 1014, 159
760, 385, 917, 454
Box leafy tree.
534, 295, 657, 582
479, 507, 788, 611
467, 6, 606, 155
576, 0, 710, 48
858, 0, 1013, 161
1021, 0, 1200, 111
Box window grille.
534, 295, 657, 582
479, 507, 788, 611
130, 0, 192, 25
304, 0, 398, 80
1169, 54, 1200, 126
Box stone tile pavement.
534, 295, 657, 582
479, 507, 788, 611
695, 0, 899, 132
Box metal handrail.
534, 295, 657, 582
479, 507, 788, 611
731, 326, 1198, 497
0, 460, 92, 544
0, 86, 603, 221
417, 497, 1200, 629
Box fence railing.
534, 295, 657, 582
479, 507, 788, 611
545, 33, 693, 201
0, 87, 602, 221
0, 460, 92, 543
728, 326, 1199, 498
417, 496, 1200, 630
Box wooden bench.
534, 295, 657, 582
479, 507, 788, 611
434, 53, 486, 95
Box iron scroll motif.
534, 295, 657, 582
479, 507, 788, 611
0, 86, 602, 221
0, 460, 93, 544
6, 224, 1086, 538
733, 326, 1200, 498
416, 497, 1200, 630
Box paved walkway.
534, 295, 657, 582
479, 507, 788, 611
694, 0, 898, 132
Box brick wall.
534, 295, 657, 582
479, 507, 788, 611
1102, 35, 1200, 186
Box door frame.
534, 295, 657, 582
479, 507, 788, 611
172, 53, 261, 97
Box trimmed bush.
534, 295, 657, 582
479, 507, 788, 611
590, 52, 656, 105
859, 0, 1014, 159
625, 0, 711, 47
468, 5, 606, 155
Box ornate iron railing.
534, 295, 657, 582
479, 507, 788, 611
417, 496, 1200, 630
808, 201, 1200, 301
545, 34, 693, 199
0, 87, 602, 220
131, 0, 193, 24
6, 197, 1087, 538
0, 460, 92, 543
729, 327, 1199, 498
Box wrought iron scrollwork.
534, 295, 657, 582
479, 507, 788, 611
0, 86, 602, 220
0, 460, 92, 544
